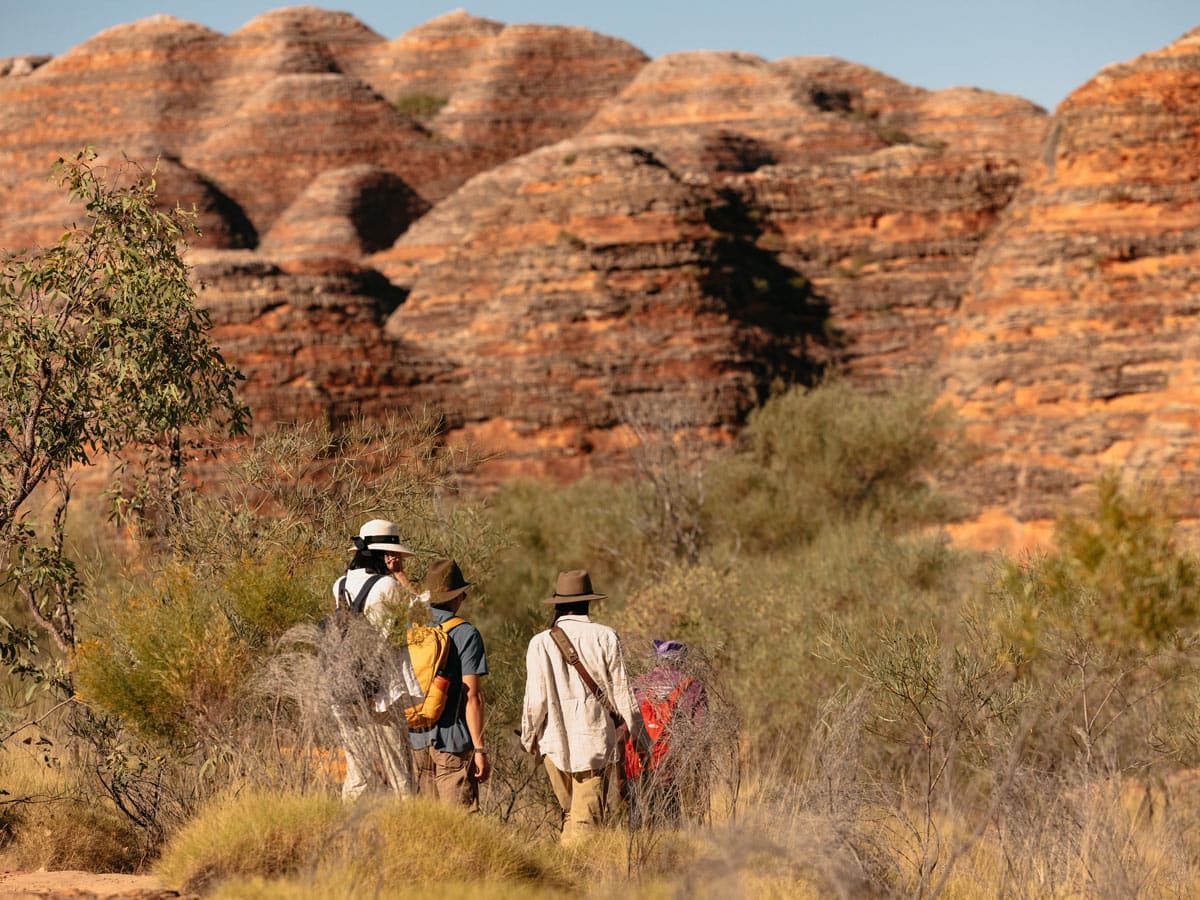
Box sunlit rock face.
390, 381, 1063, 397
2, 8, 1198, 539
938, 26, 1200, 545
371, 134, 832, 479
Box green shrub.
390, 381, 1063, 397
75, 414, 503, 747
482, 476, 644, 622
876, 126, 914, 146
1000, 474, 1200, 653
980, 475, 1200, 771
703, 378, 963, 555
617, 515, 972, 762
392, 93, 448, 119
220, 556, 330, 650
475, 380, 971, 771
75, 563, 249, 744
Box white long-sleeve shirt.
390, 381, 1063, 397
332, 569, 426, 712
520, 614, 644, 772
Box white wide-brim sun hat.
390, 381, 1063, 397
352, 519, 415, 555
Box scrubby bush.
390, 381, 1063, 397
484, 476, 644, 616
702, 377, 964, 554
803, 475, 1200, 896
74, 556, 330, 745
616, 519, 970, 765
76, 413, 498, 738
998, 474, 1200, 654
53, 413, 506, 848
392, 93, 448, 119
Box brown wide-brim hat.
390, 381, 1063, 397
419, 558, 472, 601
543, 569, 607, 605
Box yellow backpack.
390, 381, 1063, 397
404, 616, 465, 730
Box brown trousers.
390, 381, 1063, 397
411, 746, 479, 812
543, 758, 623, 846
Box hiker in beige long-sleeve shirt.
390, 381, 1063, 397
520, 570, 646, 845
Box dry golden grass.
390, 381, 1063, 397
207, 874, 574, 899
12, 742, 1200, 898
153, 789, 344, 893
153, 784, 840, 899
0, 744, 143, 872
155, 790, 578, 896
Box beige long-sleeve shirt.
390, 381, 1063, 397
520, 614, 645, 773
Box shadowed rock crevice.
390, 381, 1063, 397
700, 188, 839, 396
347, 174, 430, 253
261, 165, 430, 260
704, 131, 778, 173
181, 169, 259, 250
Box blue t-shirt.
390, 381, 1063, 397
409, 606, 487, 752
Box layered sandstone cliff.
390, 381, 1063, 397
1, 8, 1197, 539
939, 26, 1200, 546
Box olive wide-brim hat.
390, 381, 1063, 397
543, 569, 607, 605
420, 558, 472, 602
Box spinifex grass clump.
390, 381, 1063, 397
154, 790, 343, 893
156, 791, 577, 896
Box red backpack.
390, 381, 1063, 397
625, 678, 694, 781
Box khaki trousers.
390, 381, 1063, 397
332, 705, 415, 800
412, 746, 479, 811
543, 758, 622, 846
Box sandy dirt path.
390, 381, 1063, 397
0, 870, 189, 898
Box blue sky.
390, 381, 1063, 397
2, 1, 1196, 111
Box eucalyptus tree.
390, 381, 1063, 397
0, 149, 247, 681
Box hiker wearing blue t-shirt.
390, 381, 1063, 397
409, 559, 490, 810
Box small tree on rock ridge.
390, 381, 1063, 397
0, 149, 247, 686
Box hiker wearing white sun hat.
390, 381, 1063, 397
328, 518, 425, 800
346, 518, 417, 586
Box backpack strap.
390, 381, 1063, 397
340, 573, 385, 614
648, 678, 695, 734
549, 625, 620, 720
664, 677, 694, 710
440, 616, 466, 633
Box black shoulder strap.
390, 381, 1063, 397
343, 574, 385, 614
